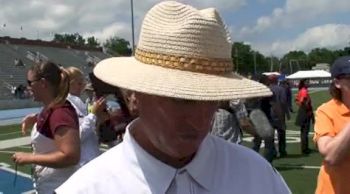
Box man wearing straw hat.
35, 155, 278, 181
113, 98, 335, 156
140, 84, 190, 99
56, 1, 290, 193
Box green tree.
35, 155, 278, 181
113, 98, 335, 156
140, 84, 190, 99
230, 44, 350, 76
232, 42, 254, 75
103, 36, 132, 56
53, 33, 85, 46
232, 42, 269, 75
281, 50, 308, 74
343, 47, 350, 55
86, 36, 100, 48
308, 48, 335, 67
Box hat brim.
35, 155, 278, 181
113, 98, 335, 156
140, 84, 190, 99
94, 57, 272, 101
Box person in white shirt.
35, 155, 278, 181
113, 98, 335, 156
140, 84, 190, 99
56, 1, 291, 194
65, 66, 106, 166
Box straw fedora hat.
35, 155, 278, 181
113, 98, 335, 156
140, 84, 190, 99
94, 1, 272, 101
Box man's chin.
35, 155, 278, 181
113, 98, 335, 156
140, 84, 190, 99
170, 144, 200, 159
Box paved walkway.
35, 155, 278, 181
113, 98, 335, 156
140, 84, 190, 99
0, 137, 30, 149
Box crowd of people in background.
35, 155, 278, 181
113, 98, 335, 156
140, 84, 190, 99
11, 47, 349, 194
10, 84, 31, 99
12, 61, 138, 194
212, 73, 308, 164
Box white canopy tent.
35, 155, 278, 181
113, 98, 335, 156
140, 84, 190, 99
262, 72, 281, 76
286, 70, 331, 79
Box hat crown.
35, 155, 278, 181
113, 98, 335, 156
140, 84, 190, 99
331, 56, 350, 77
93, 1, 272, 101
136, 1, 233, 74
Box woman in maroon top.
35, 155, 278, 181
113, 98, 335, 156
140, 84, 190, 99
12, 61, 80, 194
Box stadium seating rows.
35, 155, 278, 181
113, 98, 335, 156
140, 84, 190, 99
0, 42, 110, 99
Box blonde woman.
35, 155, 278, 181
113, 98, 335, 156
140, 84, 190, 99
13, 61, 80, 194
65, 66, 106, 166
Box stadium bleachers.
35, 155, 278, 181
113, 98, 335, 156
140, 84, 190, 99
0, 38, 110, 100
0, 44, 30, 99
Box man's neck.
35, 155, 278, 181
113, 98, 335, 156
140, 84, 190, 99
130, 120, 195, 168
342, 94, 350, 110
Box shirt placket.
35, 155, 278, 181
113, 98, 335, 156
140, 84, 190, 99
166, 169, 194, 194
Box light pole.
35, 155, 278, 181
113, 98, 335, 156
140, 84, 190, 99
235, 47, 239, 72
270, 55, 273, 72
253, 51, 257, 75
130, 0, 135, 55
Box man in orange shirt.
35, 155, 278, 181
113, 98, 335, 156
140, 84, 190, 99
314, 56, 350, 194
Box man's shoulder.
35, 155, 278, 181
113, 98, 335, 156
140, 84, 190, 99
209, 135, 268, 166
56, 145, 128, 193
208, 135, 290, 193
317, 99, 337, 113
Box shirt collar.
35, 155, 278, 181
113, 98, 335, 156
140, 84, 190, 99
333, 99, 350, 115
123, 119, 176, 194
183, 134, 215, 191
67, 94, 87, 116
123, 119, 215, 194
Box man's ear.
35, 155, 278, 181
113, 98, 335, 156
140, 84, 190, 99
128, 92, 139, 116
334, 78, 341, 89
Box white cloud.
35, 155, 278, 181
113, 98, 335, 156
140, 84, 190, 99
254, 24, 350, 57
0, 0, 246, 44
83, 22, 130, 44
294, 24, 350, 50
50, 4, 73, 17
0, 0, 133, 41
186, 0, 246, 11
239, 0, 350, 37
286, 0, 350, 14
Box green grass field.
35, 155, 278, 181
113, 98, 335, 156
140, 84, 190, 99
0, 89, 331, 193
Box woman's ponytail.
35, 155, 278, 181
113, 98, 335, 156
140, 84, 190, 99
51, 67, 70, 107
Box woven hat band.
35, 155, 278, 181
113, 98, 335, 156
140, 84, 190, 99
135, 48, 234, 75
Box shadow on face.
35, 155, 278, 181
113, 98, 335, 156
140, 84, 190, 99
133, 92, 218, 159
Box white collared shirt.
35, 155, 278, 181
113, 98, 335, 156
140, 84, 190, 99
67, 94, 88, 118
56, 119, 290, 194
67, 94, 100, 166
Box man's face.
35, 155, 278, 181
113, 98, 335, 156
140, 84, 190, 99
135, 93, 218, 159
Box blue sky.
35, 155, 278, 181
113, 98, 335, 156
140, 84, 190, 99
0, 0, 349, 57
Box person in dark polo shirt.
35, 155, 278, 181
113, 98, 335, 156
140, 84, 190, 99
12, 61, 80, 194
